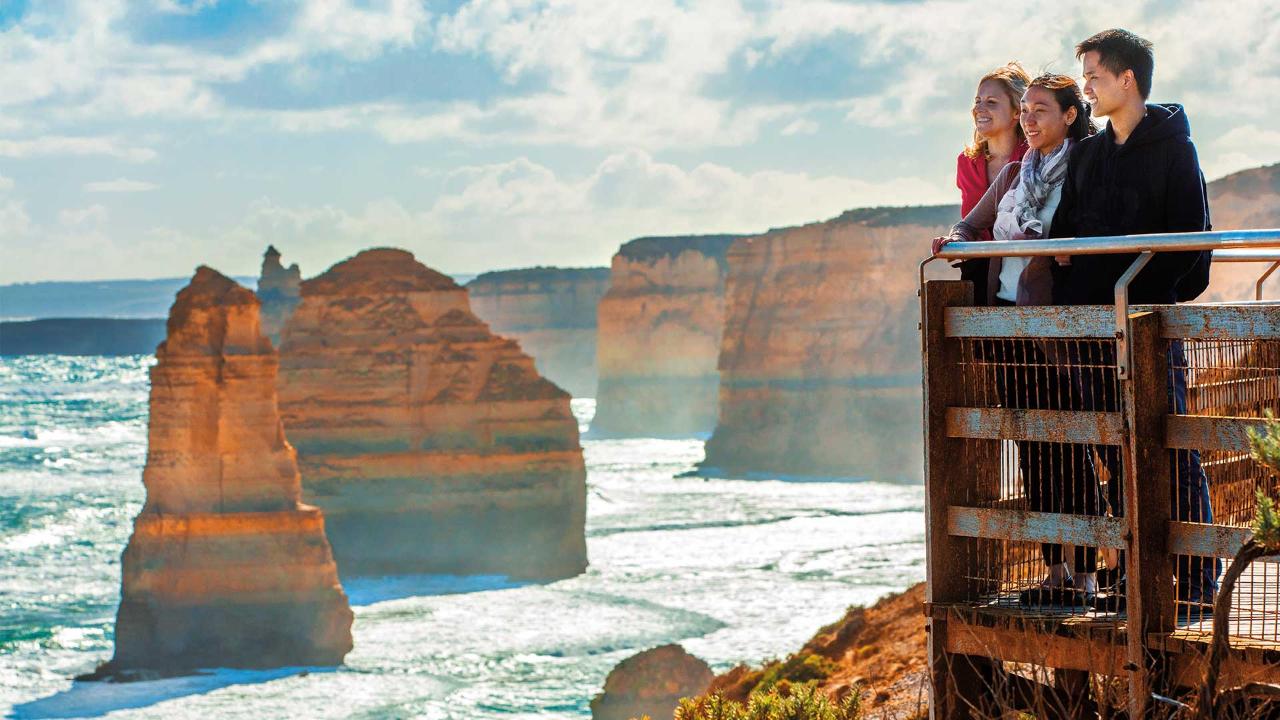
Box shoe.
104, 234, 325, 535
1019, 582, 1092, 608
1090, 591, 1126, 613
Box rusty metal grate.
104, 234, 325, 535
952, 337, 1125, 615
1173, 338, 1280, 641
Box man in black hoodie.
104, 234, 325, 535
1049, 28, 1219, 614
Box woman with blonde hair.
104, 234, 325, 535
955, 62, 1030, 304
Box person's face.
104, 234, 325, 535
1020, 86, 1076, 152
1081, 50, 1131, 117
972, 79, 1019, 140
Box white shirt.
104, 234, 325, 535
993, 181, 1063, 303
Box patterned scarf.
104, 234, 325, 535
1011, 138, 1072, 239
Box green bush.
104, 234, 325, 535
672, 684, 862, 720
748, 653, 839, 696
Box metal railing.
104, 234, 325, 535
920, 230, 1280, 719
924, 230, 1280, 378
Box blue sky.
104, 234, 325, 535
2, 0, 1278, 283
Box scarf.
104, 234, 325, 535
1009, 139, 1072, 239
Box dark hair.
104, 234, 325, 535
1075, 28, 1154, 99
1028, 73, 1098, 141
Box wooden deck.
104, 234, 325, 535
922, 280, 1280, 718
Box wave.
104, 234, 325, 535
589, 506, 923, 538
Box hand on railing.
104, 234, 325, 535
931, 236, 953, 256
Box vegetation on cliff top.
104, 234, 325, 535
672, 683, 863, 720
466, 266, 611, 288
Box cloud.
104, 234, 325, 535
1204, 124, 1280, 180
0, 136, 157, 162
0, 201, 32, 238
84, 178, 160, 193
781, 118, 818, 136
59, 204, 110, 227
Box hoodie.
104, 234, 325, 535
1049, 103, 1211, 305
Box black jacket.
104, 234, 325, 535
1050, 103, 1211, 305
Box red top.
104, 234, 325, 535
956, 140, 1028, 240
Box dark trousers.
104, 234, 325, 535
990, 324, 1101, 574
1073, 340, 1221, 601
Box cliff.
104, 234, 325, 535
107, 267, 352, 673
256, 245, 302, 346
276, 248, 588, 579
0, 276, 254, 320
1204, 163, 1280, 301
701, 206, 955, 481
704, 583, 926, 719
592, 234, 746, 437
0, 318, 166, 355
466, 266, 610, 397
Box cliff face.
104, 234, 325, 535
702, 207, 955, 481
256, 245, 302, 346
1204, 163, 1280, 301
466, 266, 610, 398
0, 318, 166, 356
110, 267, 352, 673
592, 235, 744, 437
276, 248, 587, 579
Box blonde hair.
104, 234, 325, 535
963, 61, 1031, 160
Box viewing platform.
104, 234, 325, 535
921, 232, 1280, 718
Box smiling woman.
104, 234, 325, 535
955, 61, 1030, 305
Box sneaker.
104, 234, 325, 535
1090, 591, 1126, 613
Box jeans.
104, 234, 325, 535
1073, 340, 1221, 601
992, 337, 1100, 573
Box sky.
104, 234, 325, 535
2, 0, 1279, 283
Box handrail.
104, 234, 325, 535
931, 228, 1280, 260
919, 229, 1280, 378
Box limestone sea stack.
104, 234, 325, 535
701, 207, 955, 481
466, 266, 611, 397
109, 266, 352, 673
277, 248, 587, 579
592, 235, 745, 437
256, 245, 302, 345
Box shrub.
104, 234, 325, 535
673, 683, 862, 720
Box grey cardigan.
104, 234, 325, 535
946, 161, 1055, 307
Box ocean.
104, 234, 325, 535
0, 356, 925, 719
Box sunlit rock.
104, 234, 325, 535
592, 235, 745, 437
106, 266, 353, 674
591, 644, 714, 720
701, 207, 955, 481
466, 266, 610, 398
277, 248, 588, 579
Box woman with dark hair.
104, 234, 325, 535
954, 62, 1030, 304
933, 73, 1100, 606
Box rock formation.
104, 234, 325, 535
276, 248, 587, 579
466, 266, 610, 397
1204, 163, 1280, 301
592, 235, 745, 437
256, 245, 302, 346
701, 207, 955, 481
108, 266, 352, 673
590, 644, 714, 720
